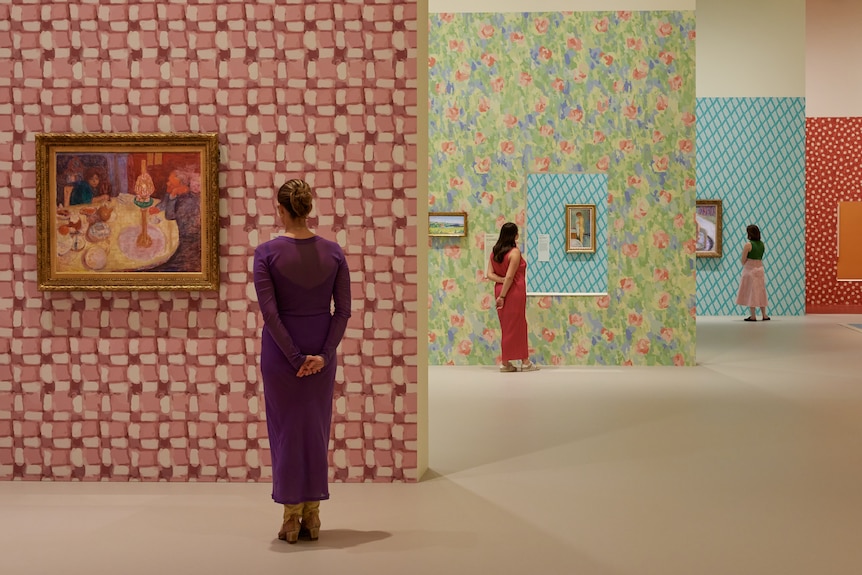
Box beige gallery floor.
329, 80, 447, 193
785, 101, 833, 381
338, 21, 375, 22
1, 316, 862, 575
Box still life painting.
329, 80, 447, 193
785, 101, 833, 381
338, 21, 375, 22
36, 133, 220, 290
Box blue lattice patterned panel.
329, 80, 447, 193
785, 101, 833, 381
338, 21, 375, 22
696, 98, 806, 316
526, 173, 608, 294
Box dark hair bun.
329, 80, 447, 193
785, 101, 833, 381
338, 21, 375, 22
277, 179, 313, 218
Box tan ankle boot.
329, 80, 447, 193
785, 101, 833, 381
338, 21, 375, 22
278, 503, 303, 543
300, 501, 321, 541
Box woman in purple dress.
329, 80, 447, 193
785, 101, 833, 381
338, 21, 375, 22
253, 179, 351, 543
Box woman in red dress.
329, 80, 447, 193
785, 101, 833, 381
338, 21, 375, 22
485, 223, 539, 372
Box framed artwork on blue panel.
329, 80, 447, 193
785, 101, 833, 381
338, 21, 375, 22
565, 204, 596, 254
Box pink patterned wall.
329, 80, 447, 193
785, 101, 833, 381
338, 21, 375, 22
805, 117, 862, 313
0, 2, 420, 481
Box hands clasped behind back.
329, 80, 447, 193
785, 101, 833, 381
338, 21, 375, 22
297, 354, 325, 377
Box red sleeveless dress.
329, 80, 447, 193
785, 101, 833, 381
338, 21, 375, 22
490, 250, 528, 362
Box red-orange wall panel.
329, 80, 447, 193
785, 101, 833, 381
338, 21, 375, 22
806, 118, 862, 312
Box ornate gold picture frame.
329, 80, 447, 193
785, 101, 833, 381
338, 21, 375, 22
428, 212, 468, 237
565, 204, 596, 254
695, 199, 723, 258
36, 132, 220, 291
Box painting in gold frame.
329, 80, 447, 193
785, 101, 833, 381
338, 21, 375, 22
565, 204, 596, 254
429, 212, 468, 237
695, 199, 723, 258
36, 132, 220, 291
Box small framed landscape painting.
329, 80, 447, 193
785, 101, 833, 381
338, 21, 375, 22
429, 212, 468, 237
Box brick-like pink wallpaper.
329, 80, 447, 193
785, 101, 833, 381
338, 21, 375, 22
0, 2, 420, 481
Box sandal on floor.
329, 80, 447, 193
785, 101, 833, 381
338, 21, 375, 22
521, 362, 540, 372
500, 364, 517, 372
762, 316, 771, 321
744, 317, 756, 322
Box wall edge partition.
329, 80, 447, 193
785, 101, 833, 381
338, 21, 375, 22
417, 0, 430, 480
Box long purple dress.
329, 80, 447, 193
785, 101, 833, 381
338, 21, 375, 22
253, 235, 351, 505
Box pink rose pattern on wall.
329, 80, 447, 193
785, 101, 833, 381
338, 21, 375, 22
428, 12, 697, 366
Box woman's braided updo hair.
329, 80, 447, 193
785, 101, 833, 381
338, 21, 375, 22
277, 179, 313, 219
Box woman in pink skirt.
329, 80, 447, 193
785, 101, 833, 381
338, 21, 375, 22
736, 224, 770, 321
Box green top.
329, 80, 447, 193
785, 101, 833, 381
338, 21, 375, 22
748, 240, 764, 260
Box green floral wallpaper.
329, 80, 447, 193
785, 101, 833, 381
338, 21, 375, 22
428, 11, 697, 366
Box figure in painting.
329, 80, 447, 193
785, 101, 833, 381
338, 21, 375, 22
153, 168, 202, 272
568, 209, 592, 251
65, 168, 110, 206
571, 210, 585, 249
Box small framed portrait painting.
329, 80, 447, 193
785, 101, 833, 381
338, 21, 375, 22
565, 204, 596, 254
429, 212, 468, 237
696, 199, 723, 258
